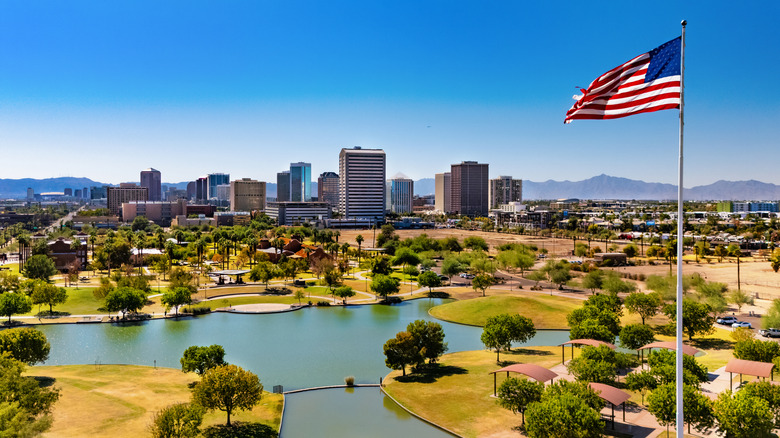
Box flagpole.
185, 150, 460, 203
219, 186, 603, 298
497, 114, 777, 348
676, 19, 687, 438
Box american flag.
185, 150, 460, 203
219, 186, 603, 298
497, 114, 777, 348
564, 37, 681, 124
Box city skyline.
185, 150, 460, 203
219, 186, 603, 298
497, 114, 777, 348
2, 2, 778, 186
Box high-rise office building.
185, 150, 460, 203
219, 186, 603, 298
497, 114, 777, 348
450, 161, 489, 217
434, 172, 451, 213
276, 171, 290, 202
186, 181, 196, 200
26, 188, 34, 201
64, 188, 73, 197
389, 177, 414, 214
339, 147, 386, 221
206, 173, 229, 199
216, 184, 231, 203
489, 176, 523, 209
289, 162, 312, 202
230, 178, 266, 212
90, 186, 108, 200
195, 177, 208, 201
107, 185, 148, 215
317, 172, 339, 208
140, 168, 162, 201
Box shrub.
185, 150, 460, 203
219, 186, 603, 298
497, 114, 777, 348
345, 376, 355, 386
316, 301, 331, 306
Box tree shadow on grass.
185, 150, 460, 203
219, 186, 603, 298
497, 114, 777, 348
690, 338, 733, 350
33, 376, 57, 388
201, 422, 277, 438
394, 364, 468, 384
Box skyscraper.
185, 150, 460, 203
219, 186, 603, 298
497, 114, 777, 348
230, 178, 266, 212
207, 173, 230, 199
107, 185, 148, 215
317, 171, 339, 208
289, 162, 312, 202
450, 161, 489, 217
489, 176, 523, 208
389, 177, 414, 214
195, 177, 208, 202
434, 172, 451, 213
140, 168, 162, 201
276, 171, 290, 202
339, 147, 386, 221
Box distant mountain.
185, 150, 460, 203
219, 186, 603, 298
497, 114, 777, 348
415, 178, 435, 196
523, 174, 780, 201
0, 177, 107, 198
3, 175, 780, 202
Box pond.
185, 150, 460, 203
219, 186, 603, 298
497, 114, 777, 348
36, 299, 571, 436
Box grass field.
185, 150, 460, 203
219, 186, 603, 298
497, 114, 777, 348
28, 364, 283, 438
428, 294, 581, 329
383, 348, 573, 438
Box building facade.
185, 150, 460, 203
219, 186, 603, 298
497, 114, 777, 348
140, 168, 162, 201
450, 161, 489, 217
266, 201, 331, 226
121, 200, 187, 225
276, 171, 290, 202
489, 176, 523, 209
317, 171, 339, 209
389, 177, 414, 214
289, 162, 312, 202
207, 173, 230, 199
434, 172, 451, 213
230, 178, 266, 212
339, 147, 386, 222
107, 185, 148, 215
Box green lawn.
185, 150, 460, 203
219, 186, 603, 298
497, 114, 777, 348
22, 287, 102, 316
429, 294, 581, 329
27, 364, 283, 438
384, 348, 574, 438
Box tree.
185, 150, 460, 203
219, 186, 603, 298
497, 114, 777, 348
370, 274, 400, 301
192, 364, 263, 426
472, 273, 493, 297
161, 287, 193, 316
524, 389, 603, 438
481, 314, 536, 362
728, 243, 744, 291
0, 271, 20, 293
581, 270, 604, 293
323, 265, 342, 301
0, 293, 32, 324
619, 324, 655, 351
417, 271, 442, 293
663, 299, 715, 340
22, 255, 58, 282
567, 305, 621, 340
104, 286, 147, 319
762, 299, 780, 330
333, 285, 355, 305
733, 339, 780, 363
741, 381, 780, 428
406, 320, 448, 365
148, 402, 205, 438
625, 370, 657, 404
624, 292, 661, 325
355, 234, 364, 264
601, 273, 636, 295
169, 267, 197, 294
463, 236, 488, 251
647, 349, 709, 387
569, 318, 616, 344
0, 327, 50, 365
181, 345, 227, 376
648, 383, 714, 435
496, 378, 543, 426
440, 257, 463, 282
623, 243, 639, 259
0, 354, 60, 436
729, 289, 752, 313
383, 331, 421, 376
367, 255, 392, 276
391, 247, 421, 273
713, 390, 774, 438
28, 281, 67, 315
249, 261, 276, 287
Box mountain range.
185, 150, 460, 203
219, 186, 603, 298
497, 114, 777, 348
2, 175, 780, 202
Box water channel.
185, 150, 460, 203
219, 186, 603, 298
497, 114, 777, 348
37, 299, 570, 436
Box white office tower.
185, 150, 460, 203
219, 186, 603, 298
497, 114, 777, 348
389, 175, 414, 214
339, 147, 386, 221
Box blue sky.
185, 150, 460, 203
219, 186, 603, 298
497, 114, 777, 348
1, 1, 778, 186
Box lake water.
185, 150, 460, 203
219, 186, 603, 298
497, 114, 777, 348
36, 299, 570, 436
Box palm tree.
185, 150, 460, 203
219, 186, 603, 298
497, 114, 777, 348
194, 239, 206, 271
728, 243, 743, 291
356, 234, 364, 264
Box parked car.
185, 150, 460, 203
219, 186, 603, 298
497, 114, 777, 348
716, 316, 738, 325
759, 328, 780, 338
732, 321, 753, 328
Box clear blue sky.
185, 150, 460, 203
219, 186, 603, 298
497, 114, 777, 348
1, 1, 778, 186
